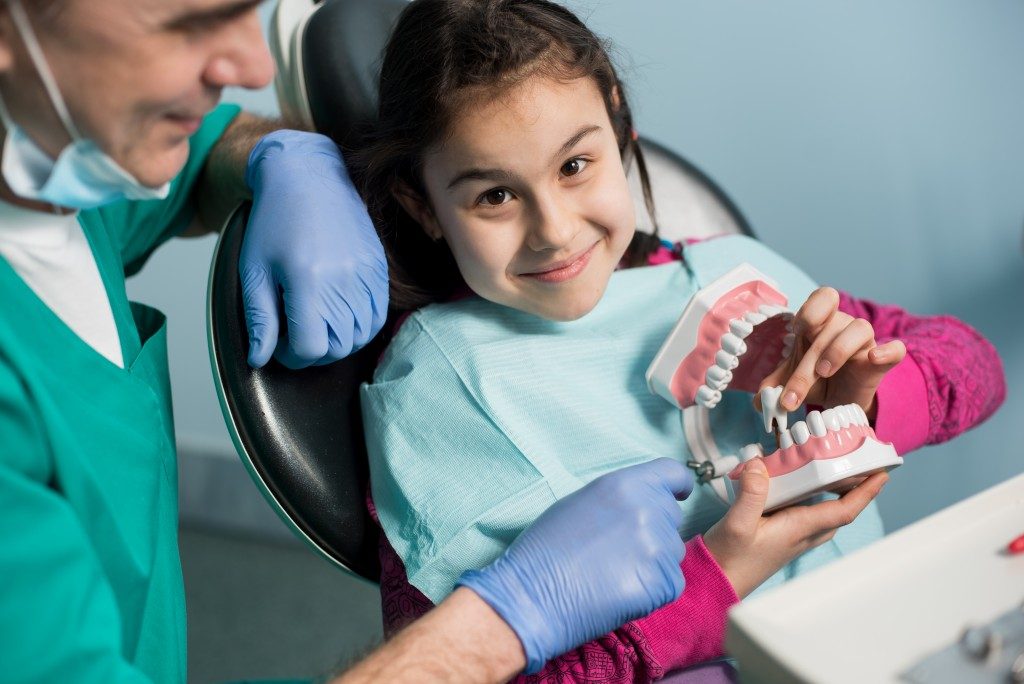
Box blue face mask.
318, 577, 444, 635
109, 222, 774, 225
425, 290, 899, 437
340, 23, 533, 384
0, 0, 169, 209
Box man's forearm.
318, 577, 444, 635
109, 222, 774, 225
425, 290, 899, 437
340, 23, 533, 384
333, 588, 525, 684
187, 112, 292, 236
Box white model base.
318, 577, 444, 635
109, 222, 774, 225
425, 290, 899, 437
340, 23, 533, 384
722, 438, 903, 512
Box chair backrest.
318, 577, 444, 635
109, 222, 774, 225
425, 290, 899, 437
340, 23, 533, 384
207, 0, 755, 582
208, 204, 383, 580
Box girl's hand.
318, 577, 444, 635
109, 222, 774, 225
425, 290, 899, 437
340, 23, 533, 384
758, 287, 907, 420
703, 458, 888, 597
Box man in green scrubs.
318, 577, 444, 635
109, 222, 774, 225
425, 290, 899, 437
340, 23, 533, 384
0, 1, 702, 681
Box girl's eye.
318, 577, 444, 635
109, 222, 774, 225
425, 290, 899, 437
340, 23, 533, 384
480, 188, 512, 206
561, 158, 589, 177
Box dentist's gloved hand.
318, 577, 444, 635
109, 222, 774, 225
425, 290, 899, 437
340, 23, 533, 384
457, 458, 694, 674
240, 130, 388, 369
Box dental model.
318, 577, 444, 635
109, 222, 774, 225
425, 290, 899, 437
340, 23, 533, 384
647, 264, 902, 511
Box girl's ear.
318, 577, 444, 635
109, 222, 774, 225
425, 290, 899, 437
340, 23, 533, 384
392, 181, 444, 241
610, 84, 621, 111
0, 10, 15, 72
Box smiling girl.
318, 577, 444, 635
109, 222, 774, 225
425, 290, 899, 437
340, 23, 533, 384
355, 1, 1005, 680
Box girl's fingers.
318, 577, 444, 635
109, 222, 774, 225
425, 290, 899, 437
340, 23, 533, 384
779, 316, 847, 410
868, 339, 907, 366
799, 472, 888, 537
723, 458, 770, 536
791, 287, 841, 337
812, 318, 875, 378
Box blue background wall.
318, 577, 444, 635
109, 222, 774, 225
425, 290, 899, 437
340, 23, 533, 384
130, 0, 1023, 533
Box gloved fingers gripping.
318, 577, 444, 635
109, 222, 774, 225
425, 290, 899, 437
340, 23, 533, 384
279, 282, 330, 368
239, 262, 280, 368
631, 458, 695, 501
317, 308, 356, 366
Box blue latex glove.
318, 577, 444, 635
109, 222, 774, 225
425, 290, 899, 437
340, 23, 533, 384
458, 458, 694, 673
240, 130, 388, 369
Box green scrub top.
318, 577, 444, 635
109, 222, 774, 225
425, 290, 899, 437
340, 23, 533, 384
0, 104, 240, 683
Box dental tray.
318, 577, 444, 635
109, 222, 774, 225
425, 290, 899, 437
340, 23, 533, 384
647, 264, 902, 511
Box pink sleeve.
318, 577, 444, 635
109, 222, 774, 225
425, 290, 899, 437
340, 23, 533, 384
837, 292, 1006, 454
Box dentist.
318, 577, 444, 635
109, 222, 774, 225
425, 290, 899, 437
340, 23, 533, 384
0, 1, 694, 682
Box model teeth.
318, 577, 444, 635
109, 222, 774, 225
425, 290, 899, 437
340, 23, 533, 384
705, 366, 733, 391
739, 443, 765, 462
758, 304, 790, 318
760, 385, 788, 433
721, 333, 747, 356
779, 429, 794, 449
715, 350, 739, 371
790, 421, 810, 445
822, 408, 841, 432
696, 384, 722, 407
730, 319, 754, 337
743, 311, 768, 325
837, 405, 852, 428
806, 410, 827, 437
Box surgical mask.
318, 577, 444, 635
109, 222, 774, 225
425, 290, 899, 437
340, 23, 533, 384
0, 0, 169, 209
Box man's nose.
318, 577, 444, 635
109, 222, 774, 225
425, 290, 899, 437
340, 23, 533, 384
202, 9, 276, 91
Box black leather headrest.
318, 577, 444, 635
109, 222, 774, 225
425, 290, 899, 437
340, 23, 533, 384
302, 0, 409, 148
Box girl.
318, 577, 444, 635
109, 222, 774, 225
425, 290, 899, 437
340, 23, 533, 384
355, 0, 1006, 680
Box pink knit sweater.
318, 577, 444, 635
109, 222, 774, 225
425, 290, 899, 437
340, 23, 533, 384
368, 245, 1006, 683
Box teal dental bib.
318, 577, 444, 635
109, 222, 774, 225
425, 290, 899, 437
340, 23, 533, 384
362, 236, 884, 602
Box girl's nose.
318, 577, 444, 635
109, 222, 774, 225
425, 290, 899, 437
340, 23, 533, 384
527, 195, 578, 252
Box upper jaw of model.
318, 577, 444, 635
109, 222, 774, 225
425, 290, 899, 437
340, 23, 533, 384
647, 264, 797, 410
647, 264, 903, 510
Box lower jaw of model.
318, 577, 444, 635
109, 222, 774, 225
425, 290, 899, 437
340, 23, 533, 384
728, 401, 902, 511
648, 264, 902, 511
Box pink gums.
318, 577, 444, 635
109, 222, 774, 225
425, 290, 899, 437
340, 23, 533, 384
729, 424, 884, 479
669, 281, 789, 407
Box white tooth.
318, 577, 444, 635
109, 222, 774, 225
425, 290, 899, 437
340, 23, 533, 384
706, 397, 721, 409
721, 333, 747, 356
715, 350, 739, 370
696, 385, 721, 406
836, 405, 852, 428
783, 332, 796, 347
855, 405, 869, 426
706, 375, 728, 391
743, 311, 768, 325
730, 319, 754, 338
706, 365, 732, 385
779, 429, 794, 449
791, 421, 810, 445
713, 455, 740, 476
759, 385, 788, 433
807, 410, 827, 437
739, 443, 765, 462
823, 408, 841, 432
758, 304, 776, 317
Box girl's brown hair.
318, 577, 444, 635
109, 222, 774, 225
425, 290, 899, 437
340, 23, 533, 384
354, 0, 660, 311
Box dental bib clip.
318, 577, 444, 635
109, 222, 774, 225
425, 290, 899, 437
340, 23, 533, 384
646, 264, 902, 511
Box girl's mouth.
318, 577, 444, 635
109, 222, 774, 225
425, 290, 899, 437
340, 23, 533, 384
520, 242, 597, 283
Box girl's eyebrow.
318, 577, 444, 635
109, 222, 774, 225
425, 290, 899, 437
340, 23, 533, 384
446, 124, 602, 191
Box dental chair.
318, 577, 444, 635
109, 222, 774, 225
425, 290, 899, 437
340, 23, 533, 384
208, 0, 754, 584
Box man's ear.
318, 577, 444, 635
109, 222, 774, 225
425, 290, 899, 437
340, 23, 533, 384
392, 181, 444, 241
